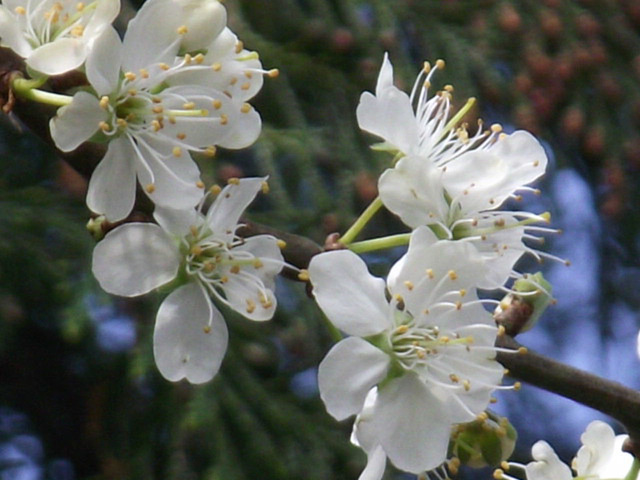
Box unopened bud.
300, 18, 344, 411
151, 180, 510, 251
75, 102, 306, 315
86, 215, 108, 241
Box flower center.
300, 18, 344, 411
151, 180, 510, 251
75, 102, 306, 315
23, 0, 99, 46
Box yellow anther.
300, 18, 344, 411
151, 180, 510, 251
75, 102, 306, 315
70, 25, 84, 37
190, 225, 199, 237
496, 426, 507, 437
159, 63, 170, 71
267, 69, 279, 78
416, 350, 426, 359
99, 121, 111, 132
491, 123, 503, 133
176, 132, 186, 140
403, 280, 414, 291
241, 82, 251, 90
209, 184, 222, 196
203, 325, 212, 334
139, 68, 149, 78
145, 183, 156, 193
261, 181, 269, 194
128, 89, 137, 96
212, 99, 222, 109
227, 177, 240, 185
244, 71, 253, 79
490, 397, 498, 404
14, 6, 26, 14
426, 268, 435, 279
459, 289, 467, 297
220, 276, 229, 283
422, 61, 431, 73
261, 299, 273, 309
443, 84, 454, 92
177, 25, 188, 35
518, 346, 528, 355
230, 77, 238, 85
455, 301, 462, 310
194, 53, 205, 64
253, 259, 263, 269
152, 105, 163, 114
501, 461, 510, 471
503, 368, 510, 375
151, 119, 162, 132
99, 96, 110, 109
190, 245, 203, 255
173, 146, 182, 157
75, 2, 85, 10
183, 102, 196, 110
493, 468, 504, 480
297, 270, 310, 282
183, 53, 192, 65
449, 373, 459, 383
203, 262, 215, 273
212, 62, 222, 72
423, 308, 430, 315
220, 114, 229, 125
435, 59, 446, 69
235, 40, 244, 54
196, 181, 205, 189
124, 71, 136, 81
476, 412, 489, 422
395, 325, 409, 334
240, 103, 251, 114
246, 299, 256, 314
448, 270, 458, 280
393, 293, 403, 302
463, 379, 471, 391
497, 325, 506, 336
440, 336, 450, 343
514, 381, 522, 391
277, 239, 287, 249
229, 265, 240, 274
116, 118, 128, 128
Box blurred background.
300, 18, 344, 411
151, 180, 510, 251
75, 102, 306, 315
1, 0, 640, 478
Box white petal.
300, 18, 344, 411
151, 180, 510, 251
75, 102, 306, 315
375, 53, 394, 95
378, 156, 449, 228
176, 0, 226, 52
83, 0, 121, 40
0, 6, 32, 57
442, 131, 548, 214
574, 420, 615, 476
232, 236, 284, 290
318, 337, 390, 421
217, 104, 262, 149
50, 92, 105, 152
121, 0, 181, 71
358, 445, 387, 480
373, 374, 450, 473
86, 138, 137, 222
219, 271, 277, 321
526, 441, 572, 480
154, 282, 228, 384
27, 38, 86, 75
86, 27, 122, 96
133, 135, 204, 211
153, 205, 200, 238
92, 223, 180, 296
205, 177, 264, 236
308, 250, 391, 337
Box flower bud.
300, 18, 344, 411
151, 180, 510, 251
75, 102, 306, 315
87, 216, 108, 241
449, 413, 517, 468
494, 272, 553, 336
175, 0, 227, 53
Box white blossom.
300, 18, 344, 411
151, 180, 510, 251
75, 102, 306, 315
0, 0, 119, 75
358, 53, 554, 288
92, 178, 285, 383
500, 420, 638, 480
309, 227, 504, 475
50, 7, 263, 221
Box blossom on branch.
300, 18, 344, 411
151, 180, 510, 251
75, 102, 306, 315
0, 0, 120, 75
50, 0, 265, 222
309, 227, 505, 476
498, 420, 639, 480
358, 54, 557, 288
92, 178, 285, 383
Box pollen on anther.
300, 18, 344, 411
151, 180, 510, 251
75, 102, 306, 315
448, 270, 458, 280
261, 181, 269, 194
297, 270, 309, 282
277, 239, 287, 249
99, 96, 109, 109
145, 183, 156, 194
403, 280, 414, 291
227, 177, 240, 185
183, 102, 196, 110
212, 62, 222, 71
435, 59, 446, 69
246, 299, 256, 314
14, 6, 26, 14
462, 379, 471, 391
240, 103, 251, 114
241, 82, 251, 90
203, 325, 212, 334
196, 181, 205, 189
235, 40, 244, 54
177, 25, 188, 35
204, 146, 217, 157
220, 114, 229, 125
230, 265, 240, 274
426, 268, 435, 279
190, 245, 203, 255
491, 123, 503, 133
173, 146, 182, 157
124, 71, 136, 81
190, 225, 199, 237
513, 382, 522, 391
268, 69, 279, 78
253, 259, 263, 269
98, 121, 111, 132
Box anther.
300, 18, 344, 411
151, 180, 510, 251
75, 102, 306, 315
209, 184, 222, 195
449, 373, 459, 383
14, 6, 26, 14
220, 114, 228, 125
230, 265, 240, 274
518, 347, 528, 355
423, 61, 431, 73
493, 469, 504, 480
99, 96, 110, 109
277, 239, 287, 249
159, 63, 170, 71
124, 71, 137, 81
246, 299, 256, 314
183, 102, 195, 110
227, 177, 240, 185
435, 59, 446, 69
261, 181, 269, 194
513, 382, 522, 391
444, 84, 454, 92
196, 181, 205, 189
393, 293, 404, 302
190, 245, 203, 255
204, 146, 217, 157
190, 225, 198, 237
212, 99, 222, 109
426, 268, 435, 279
459, 289, 467, 297
448, 270, 458, 280
455, 301, 462, 310
241, 82, 251, 90
177, 25, 188, 35
151, 120, 162, 132
463, 379, 471, 391
230, 77, 238, 85
203, 325, 212, 334
240, 103, 251, 113
98, 121, 111, 132
253, 259, 263, 269
173, 146, 182, 157
212, 62, 222, 71
267, 69, 279, 78
297, 270, 309, 282
403, 280, 414, 291
476, 412, 488, 422
501, 461, 510, 471
491, 123, 503, 133
176, 132, 186, 140
494, 218, 505, 227
152, 105, 164, 114
497, 325, 506, 336
235, 40, 244, 54
395, 325, 409, 334
194, 53, 205, 64
145, 183, 155, 193
220, 276, 228, 283
139, 68, 149, 78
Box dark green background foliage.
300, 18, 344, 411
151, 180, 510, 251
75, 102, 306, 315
1, 1, 639, 478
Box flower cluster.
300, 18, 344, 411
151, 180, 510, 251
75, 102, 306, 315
496, 420, 639, 480
2, 0, 285, 382
308, 54, 559, 479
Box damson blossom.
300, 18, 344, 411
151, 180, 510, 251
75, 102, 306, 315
50, 3, 262, 222
0, 0, 119, 75
309, 227, 505, 476
358, 54, 555, 288
92, 178, 285, 383
497, 421, 639, 480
